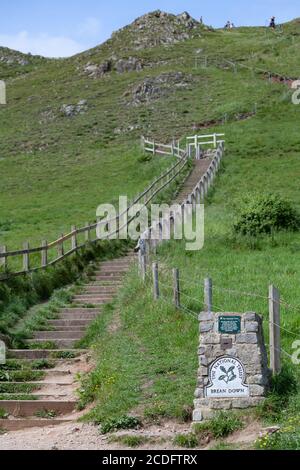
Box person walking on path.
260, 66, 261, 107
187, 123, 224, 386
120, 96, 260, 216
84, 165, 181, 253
269, 16, 276, 29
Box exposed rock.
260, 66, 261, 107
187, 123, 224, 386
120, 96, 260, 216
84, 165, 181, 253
60, 100, 88, 117
112, 10, 201, 51
115, 57, 143, 74
84, 57, 143, 77
125, 72, 193, 106
0, 55, 29, 66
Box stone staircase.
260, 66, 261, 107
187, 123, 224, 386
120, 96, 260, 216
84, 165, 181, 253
0, 253, 136, 431
0, 157, 213, 434
173, 157, 212, 204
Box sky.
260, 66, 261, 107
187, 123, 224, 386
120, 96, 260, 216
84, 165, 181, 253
1, 0, 299, 57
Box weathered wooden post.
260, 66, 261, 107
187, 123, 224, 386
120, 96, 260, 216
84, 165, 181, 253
173, 268, 180, 309
269, 285, 281, 374
23, 242, 30, 272
85, 222, 91, 242
204, 278, 213, 313
153, 140, 156, 155
71, 226, 77, 250
41, 240, 48, 267
0, 245, 7, 271
213, 133, 217, 149
153, 262, 159, 300
57, 235, 64, 258
138, 249, 146, 282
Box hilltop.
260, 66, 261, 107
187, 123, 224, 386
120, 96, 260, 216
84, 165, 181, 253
1, 10, 300, 450
0, 11, 300, 247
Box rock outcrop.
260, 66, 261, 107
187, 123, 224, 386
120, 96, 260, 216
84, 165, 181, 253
124, 72, 194, 106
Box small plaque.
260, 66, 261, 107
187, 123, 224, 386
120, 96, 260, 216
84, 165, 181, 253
205, 356, 249, 398
218, 316, 241, 334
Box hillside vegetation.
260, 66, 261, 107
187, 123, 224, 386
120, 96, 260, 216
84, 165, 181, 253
1, 10, 300, 449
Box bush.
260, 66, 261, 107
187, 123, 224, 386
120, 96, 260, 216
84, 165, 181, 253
234, 193, 300, 237
256, 365, 298, 422
173, 433, 198, 449
194, 411, 243, 439
100, 415, 142, 434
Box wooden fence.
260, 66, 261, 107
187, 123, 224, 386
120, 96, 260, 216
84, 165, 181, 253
186, 133, 225, 159
195, 54, 294, 84
142, 134, 226, 160
141, 136, 184, 159
0, 146, 191, 279
137, 142, 224, 256
143, 263, 283, 374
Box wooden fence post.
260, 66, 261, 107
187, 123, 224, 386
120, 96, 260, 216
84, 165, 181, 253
153, 262, 159, 300
71, 226, 77, 250
153, 140, 155, 155
23, 242, 30, 272
269, 284, 281, 374
173, 268, 180, 308
58, 235, 64, 258
204, 278, 213, 313
138, 251, 146, 282
85, 222, 91, 242
41, 240, 48, 267
213, 134, 217, 149
0, 245, 7, 271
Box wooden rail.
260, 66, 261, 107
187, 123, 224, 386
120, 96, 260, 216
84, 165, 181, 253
0, 147, 190, 279
138, 142, 225, 251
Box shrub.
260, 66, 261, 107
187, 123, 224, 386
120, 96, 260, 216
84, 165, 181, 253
194, 411, 243, 439
173, 433, 198, 448
100, 415, 142, 434
234, 193, 300, 237
256, 365, 298, 422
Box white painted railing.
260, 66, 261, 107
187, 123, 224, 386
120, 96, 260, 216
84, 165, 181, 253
186, 133, 225, 159
141, 136, 185, 159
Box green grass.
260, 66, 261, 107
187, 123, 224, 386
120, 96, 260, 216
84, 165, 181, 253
173, 433, 198, 449
0, 382, 40, 393
0, 369, 45, 382
35, 409, 58, 419
2, 15, 300, 449
0, 394, 37, 400
108, 434, 151, 448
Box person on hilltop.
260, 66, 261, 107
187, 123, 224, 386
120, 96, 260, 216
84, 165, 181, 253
269, 16, 276, 28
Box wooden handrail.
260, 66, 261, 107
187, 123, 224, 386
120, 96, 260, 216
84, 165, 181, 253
0, 145, 190, 278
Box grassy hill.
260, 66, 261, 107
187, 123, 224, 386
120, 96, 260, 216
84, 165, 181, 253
1, 10, 300, 449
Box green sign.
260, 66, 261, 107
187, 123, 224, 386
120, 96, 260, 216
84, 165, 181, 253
218, 316, 241, 334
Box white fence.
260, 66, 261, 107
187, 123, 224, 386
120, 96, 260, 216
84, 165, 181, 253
142, 134, 225, 161
141, 136, 186, 159
137, 142, 225, 259
186, 133, 225, 159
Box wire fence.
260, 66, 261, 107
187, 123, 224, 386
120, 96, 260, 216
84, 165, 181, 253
139, 257, 300, 373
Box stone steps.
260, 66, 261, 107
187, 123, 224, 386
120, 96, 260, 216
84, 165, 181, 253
0, 418, 73, 431
0, 417, 73, 432
0, 400, 77, 417
0, 252, 135, 430
24, 339, 79, 348
60, 308, 101, 314
32, 330, 84, 340
59, 312, 99, 320
48, 320, 91, 328
82, 286, 118, 293
7, 350, 87, 359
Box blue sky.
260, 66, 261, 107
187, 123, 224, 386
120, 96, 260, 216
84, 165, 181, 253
1, 0, 299, 57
